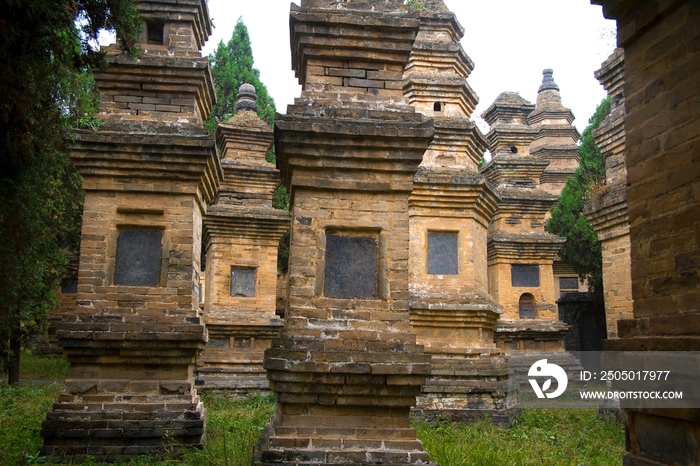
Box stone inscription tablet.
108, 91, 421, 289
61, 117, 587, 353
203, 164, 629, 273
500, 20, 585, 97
559, 277, 579, 291
61, 277, 78, 294
113, 228, 162, 286
324, 233, 378, 299
428, 232, 458, 275
230, 267, 256, 297
511, 264, 540, 287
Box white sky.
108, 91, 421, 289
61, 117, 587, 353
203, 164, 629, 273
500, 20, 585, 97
202, 0, 617, 134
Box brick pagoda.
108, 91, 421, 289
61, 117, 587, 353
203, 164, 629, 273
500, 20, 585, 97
254, 1, 435, 464
198, 84, 289, 395
40, 0, 221, 460
583, 48, 633, 339
480, 88, 569, 353
404, 0, 518, 426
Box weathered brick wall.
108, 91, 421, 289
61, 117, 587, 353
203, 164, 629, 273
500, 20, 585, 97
584, 48, 634, 339
204, 241, 279, 324
600, 232, 634, 338
304, 59, 406, 97
76, 190, 202, 321
488, 262, 558, 320
409, 216, 489, 299
591, 0, 700, 464
287, 189, 412, 315
552, 260, 588, 301
619, 1, 700, 322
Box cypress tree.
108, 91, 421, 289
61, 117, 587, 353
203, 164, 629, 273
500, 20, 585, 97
547, 97, 611, 300
207, 19, 276, 131
0, 0, 142, 383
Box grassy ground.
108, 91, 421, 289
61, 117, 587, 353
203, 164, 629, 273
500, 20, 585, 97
1, 354, 625, 465
416, 410, 625, 466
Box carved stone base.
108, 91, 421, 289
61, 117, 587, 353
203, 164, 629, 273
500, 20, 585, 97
196, 322, 283, 396
41, 390, 205, 461
413, 352, 520, 427
253, 320, 434, 466
40, 315, 207, 461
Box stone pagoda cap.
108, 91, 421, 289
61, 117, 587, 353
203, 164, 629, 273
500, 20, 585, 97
236, 83, 259, 113
217, 84, 273, 165
528, 69, 575, 125
421, 0, 450, 12
494, 92, 532, 106
538, 68, 560, 92
417, 0, 465, 42
482, 92, 536, 125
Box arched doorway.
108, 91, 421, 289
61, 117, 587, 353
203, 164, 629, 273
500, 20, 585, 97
519, 293, 536, 319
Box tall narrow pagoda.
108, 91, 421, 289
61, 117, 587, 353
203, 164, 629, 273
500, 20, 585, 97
405, 0, 518, 426
255, 1, 435, 464
41, 1, 221, 460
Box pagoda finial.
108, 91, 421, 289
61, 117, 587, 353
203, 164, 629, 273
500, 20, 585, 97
538, 68, 560, 93
236, 83, 258, 113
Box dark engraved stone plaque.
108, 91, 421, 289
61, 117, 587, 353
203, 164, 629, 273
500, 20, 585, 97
60, 277, 78, 294
511, 264, 540, 287
230, 267, 256, 297
208, 338, 229, 349
559, 277, 579, 291
113, 228, 162, 286
428, 232, 458, 275
233, 337, 251, 348
324, 233, 378, 299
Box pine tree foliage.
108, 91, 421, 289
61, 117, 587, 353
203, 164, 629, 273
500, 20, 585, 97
207, 19, 276, 131
547, 97, 611, 299
0, 0, 142, 381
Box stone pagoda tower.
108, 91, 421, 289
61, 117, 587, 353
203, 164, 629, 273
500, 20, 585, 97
41, 0, 221, 461
480, 88, 569, 353
254, 1, 435, 464
197, 84, 289, 394
527, 69, 581, 195
404, 0, 518, 426
527, 70, 587, 310
584, 48, 633, 339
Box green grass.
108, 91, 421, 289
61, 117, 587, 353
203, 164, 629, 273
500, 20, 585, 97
0, 382, 64, 465
1, 355, 624, 465
19, 351, 70, 381
416, 409, 625, 466
178, 394, 275, 466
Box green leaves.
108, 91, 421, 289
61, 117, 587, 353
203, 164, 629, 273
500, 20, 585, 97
547, 97, 611, 298
0, 0, 140, 376
206, 19, 276, 131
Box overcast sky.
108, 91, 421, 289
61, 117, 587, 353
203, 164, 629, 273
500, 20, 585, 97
202, 1, 616, 134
